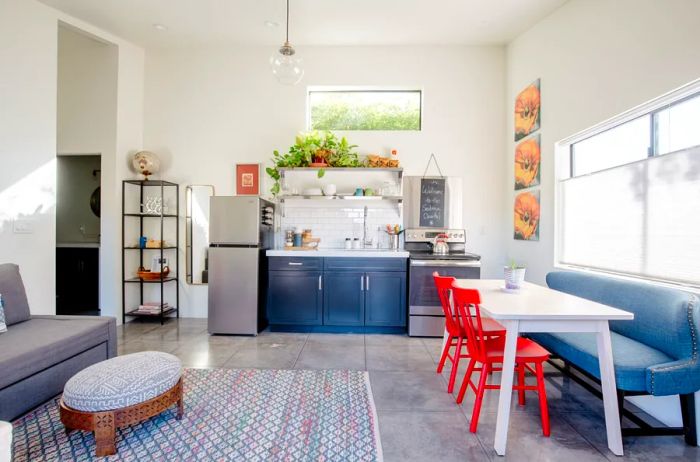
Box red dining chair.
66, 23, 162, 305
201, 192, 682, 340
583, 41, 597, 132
433, 273, 505, 393
451, 283, 551, 436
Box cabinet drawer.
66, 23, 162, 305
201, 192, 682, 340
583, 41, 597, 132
268, 257, 323, 271
324, 258, 407, 272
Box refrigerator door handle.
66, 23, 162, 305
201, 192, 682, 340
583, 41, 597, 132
361, 275, 364, 291
288, 262, 303, 266
366, 274, 370, 291
318, 275, 322, 291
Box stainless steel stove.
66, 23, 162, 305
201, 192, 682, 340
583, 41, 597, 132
405, 228, 481, 337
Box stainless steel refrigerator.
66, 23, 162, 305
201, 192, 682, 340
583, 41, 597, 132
208, 196, 274, 335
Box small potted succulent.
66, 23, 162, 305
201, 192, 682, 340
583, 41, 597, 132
504, 260, 526, 290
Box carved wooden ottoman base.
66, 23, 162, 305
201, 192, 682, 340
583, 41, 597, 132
60, 378, 183, 457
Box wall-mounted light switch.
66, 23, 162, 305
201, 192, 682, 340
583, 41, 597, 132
13, 219, 34, 234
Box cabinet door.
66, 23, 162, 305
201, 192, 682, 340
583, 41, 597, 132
365, 272, 407, 327
267, 271, 322, 325
323, 272, 365, 326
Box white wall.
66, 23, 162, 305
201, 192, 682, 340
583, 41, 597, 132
505, 0, 700, 428
0, 0, 144, 318
144, 45, 507, 317
505, 0, 700, 286
0, 0, 58, 314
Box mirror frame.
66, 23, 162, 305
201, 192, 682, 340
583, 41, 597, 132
186, 185, 215, 285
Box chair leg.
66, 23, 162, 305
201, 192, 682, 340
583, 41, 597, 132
457, 358, 477, 404
680, 393, 698, 446
517, 363, 526, 406
469, 364, 490, 433
535, 362, 550, 437
437, 335, 453, 373
617, 389, 625, 425
447, 337, 463, 393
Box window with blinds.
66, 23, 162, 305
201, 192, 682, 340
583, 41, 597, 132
557, 86, 700, 288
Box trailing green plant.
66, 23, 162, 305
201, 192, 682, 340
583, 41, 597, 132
266, 131, 364, 195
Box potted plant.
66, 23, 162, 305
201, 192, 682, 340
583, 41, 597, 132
266, 131, 363, 195
504, 260, 526, 290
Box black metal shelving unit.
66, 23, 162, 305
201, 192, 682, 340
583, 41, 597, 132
122, 180, 179, 324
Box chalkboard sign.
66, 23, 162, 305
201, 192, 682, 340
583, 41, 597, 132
419, 178, 446, 227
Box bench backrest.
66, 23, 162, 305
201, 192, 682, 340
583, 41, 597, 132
546, 271, 698, 361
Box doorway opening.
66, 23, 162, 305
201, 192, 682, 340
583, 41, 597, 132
56, 23, 118, 316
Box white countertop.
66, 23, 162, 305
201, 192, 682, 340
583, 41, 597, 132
267, 249, 409, 258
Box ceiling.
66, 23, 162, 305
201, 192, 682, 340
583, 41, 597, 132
41, 0, 568, 49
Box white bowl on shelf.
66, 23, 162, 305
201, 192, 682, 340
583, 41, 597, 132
302, 188, 323, 196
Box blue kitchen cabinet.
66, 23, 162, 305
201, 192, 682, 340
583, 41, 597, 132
267, 256, 407, 330
267, 270, 323, 325
364, 271, 407, 326
323, 272, 365, 326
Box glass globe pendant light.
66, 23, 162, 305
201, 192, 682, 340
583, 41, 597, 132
270, 0, 304, 85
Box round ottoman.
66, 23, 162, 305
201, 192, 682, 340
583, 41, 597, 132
59, 351, 183, 457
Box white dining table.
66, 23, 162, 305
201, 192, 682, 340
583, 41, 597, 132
450, 279, 634, 456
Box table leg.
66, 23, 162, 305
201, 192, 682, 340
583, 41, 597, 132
596, 321, 624, 456
494, 319, 519, 456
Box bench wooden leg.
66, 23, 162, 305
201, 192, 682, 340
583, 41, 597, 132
680, 393, 698, 446
94, 412, 117, 457
177, 380, 184, 420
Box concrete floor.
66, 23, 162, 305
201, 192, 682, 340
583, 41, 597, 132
118, 318, 700, 462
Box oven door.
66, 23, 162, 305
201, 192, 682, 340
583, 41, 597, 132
409, 259, 481, 314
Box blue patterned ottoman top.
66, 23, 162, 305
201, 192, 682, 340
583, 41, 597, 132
62, 351, 181, 412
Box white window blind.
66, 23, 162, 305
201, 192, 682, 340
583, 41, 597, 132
559, 146, 700, 286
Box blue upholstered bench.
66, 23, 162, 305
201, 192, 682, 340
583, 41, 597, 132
528, 271, 699, 445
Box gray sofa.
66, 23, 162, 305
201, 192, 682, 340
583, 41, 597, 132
0, 264, 117, 421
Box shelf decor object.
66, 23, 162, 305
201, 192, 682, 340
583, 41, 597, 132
131, 151, 160, 180
122, 179, 179, 324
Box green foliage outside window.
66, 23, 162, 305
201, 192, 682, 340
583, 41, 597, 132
309, 91, 421, 131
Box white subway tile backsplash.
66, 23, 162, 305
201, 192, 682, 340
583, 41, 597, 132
279, 201, 402, 249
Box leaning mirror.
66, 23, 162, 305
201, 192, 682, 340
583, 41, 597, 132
186, 185, 215, 284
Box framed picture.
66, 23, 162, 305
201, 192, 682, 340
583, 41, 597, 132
151, 255, 169, 273
514, 79, 541, 141
514, 190, 540, 241
236, 164, 260, 195
514, 134, 541, 190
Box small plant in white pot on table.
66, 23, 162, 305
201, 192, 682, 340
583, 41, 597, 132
504, 260, 526, 291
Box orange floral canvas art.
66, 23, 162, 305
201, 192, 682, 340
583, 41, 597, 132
514, 190, 540, 241
514, 134, 541, 190
514, 79, 541, 141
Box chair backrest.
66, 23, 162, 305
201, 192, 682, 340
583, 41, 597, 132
432, 272, 461, 336
451, 283, 487, 361
546, 271, 699, 361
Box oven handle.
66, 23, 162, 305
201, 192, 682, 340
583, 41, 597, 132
410, 260, 481, 267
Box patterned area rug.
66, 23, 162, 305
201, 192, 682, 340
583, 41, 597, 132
12, 368, 383, 461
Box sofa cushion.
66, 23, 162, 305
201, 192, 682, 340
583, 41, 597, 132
0, 294, 6, 333
529, 331, 672, 392
0, 317, 112, 389
62, 351, 181, 411
546, 271, 698, 362
0, 264, 30, 326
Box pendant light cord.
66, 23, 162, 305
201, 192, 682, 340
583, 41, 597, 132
286, 0, 290, 43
